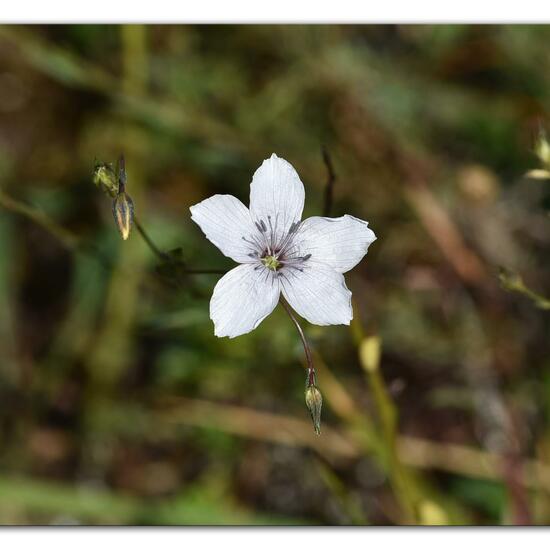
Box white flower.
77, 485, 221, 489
190, 154, 377, 338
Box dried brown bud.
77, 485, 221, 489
112, 191, 134, 240
305, 384, 322, 435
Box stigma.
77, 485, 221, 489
261, 255, 281, 271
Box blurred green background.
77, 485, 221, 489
0, 24, 549, 525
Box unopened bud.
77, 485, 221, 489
359, 336, 381, 373
535, 132, 550, 166
305, 384, 322, 435
93, 161, 118, 198
498, 267, 524, 292
112, 191, 134, 240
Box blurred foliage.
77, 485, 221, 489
0, 24, 549, 525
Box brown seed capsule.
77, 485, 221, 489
112, 191, 134, 240
305, 384, 323, 435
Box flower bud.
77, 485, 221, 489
498, 267, 524, 292
359, 335, 381, 373
112, 191, 135, 240
305, 384, 322, 435
536, 136, 550, 166
93, 161, 118, 198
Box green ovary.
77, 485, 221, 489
261, 255, 281, 271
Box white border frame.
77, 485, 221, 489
2, 1, 550, 23
2, 3, 550, 546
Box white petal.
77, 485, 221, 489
295, 215, 376, 273
280, 262, 352, 326
249, 154, 305, 248
190, 195, 260, 263
210, 263, 280, 338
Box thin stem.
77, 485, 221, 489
352, 307, 419, 523
499, 268, 550, 310
0, 189, 79, 251
0, 189, 224, 277
0, 189, 114, 271
117, 147, 219, 275
134, 215, 169, 261
134, 216, 225, 275
280, 297, 315, 381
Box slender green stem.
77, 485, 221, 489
353, 311, 420, 523
134, 215, 169, 261
0, 189, 224, 277
499, 268, 550, 310
0, 189, 114, 271
134, 215, 225, 275
0, 189, 78, 250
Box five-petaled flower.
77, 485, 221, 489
190, 154, 377, 338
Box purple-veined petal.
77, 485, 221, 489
210, 263, 281, 338
294, 215, 376, 273
280, 262, 352, 326
249, 154, 305, 251
190, 194, 262, 263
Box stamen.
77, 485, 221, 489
267, 215, 275, 251
242, 232, 265, 255
255, 218, 272, 255
277, 220, 301, 257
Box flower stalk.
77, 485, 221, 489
280, 298, 314, 372
93, 154, 226, 277
280, 297, 322, 434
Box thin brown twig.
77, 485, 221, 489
322, 146, 336, 217
399, 158, 533, 524
156, 396, 550, 494
402, 182, 488, 286
280, 297, 315, 385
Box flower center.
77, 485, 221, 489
261, 255, 281, 271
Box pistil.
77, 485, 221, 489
261, 255, 281, 271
